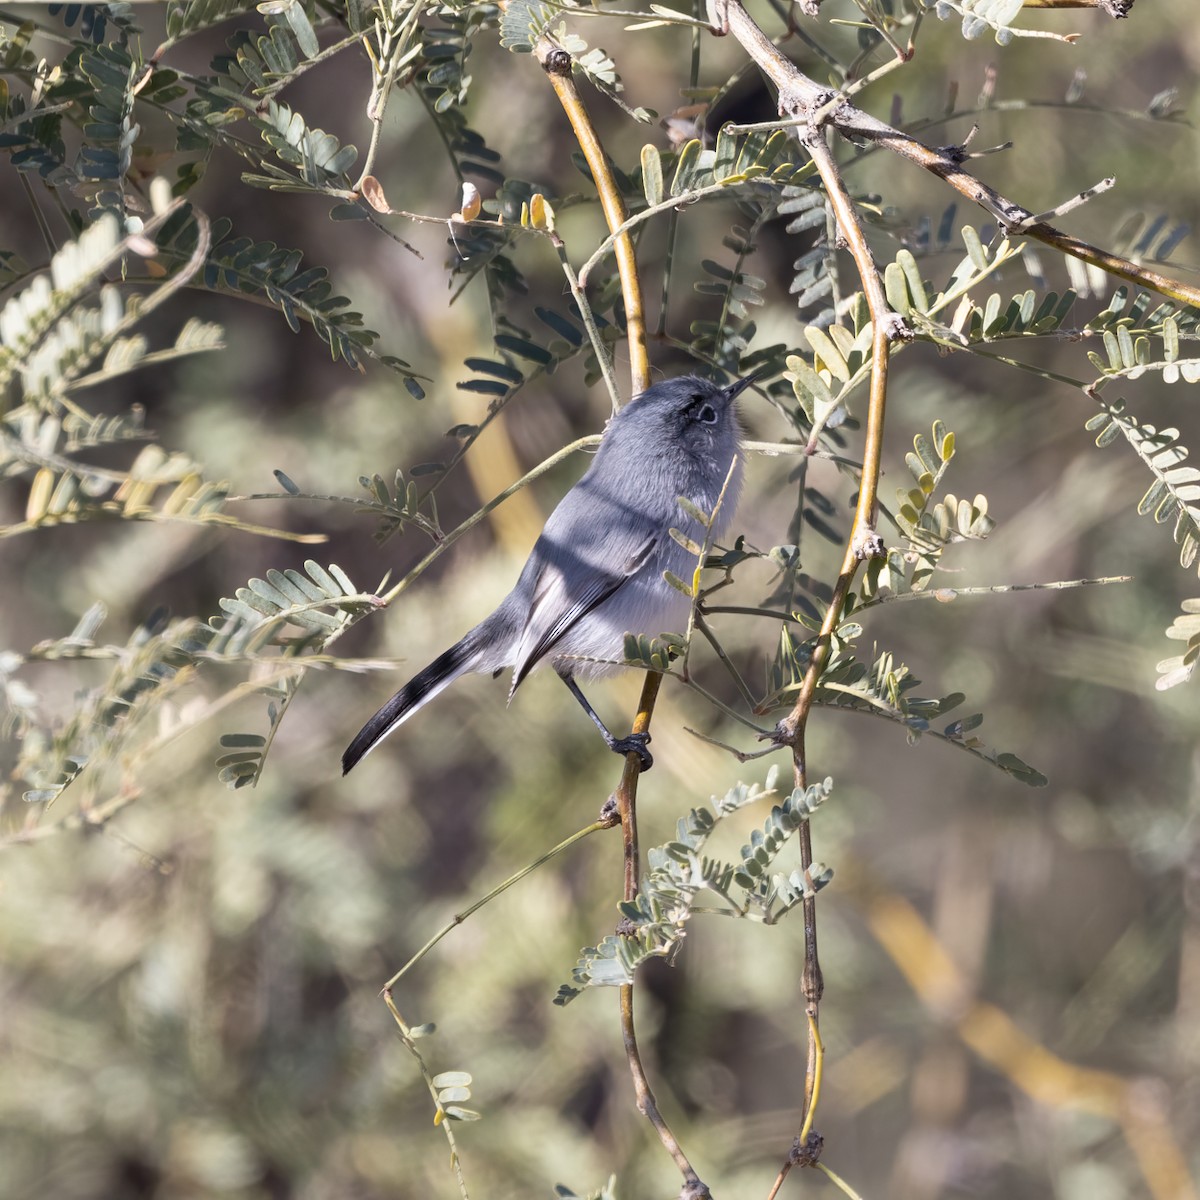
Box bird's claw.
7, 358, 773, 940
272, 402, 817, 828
611, 732, 653, 772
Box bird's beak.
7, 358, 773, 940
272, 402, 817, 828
723, 366, 771, 401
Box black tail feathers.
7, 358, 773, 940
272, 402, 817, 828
342, 639, 477, 774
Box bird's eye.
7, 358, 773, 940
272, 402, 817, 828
697, 403, 718, 425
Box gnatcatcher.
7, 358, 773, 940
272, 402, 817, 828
342, 372, 756, 775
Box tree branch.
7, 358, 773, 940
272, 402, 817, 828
719, 0, 1198, 308
531, 26, 701, 1195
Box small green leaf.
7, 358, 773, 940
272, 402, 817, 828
805, 326, 849, 382
668, 528, 704, 555
883, 261, 913, 316
441, 1106, 482, 1122
24, 788, 63, 804
457, 378, 509, 395
220, 733, 268, 748
676, 496, 711, 526
431, 1071, 472, 1088
466, 356, 524, 383
663, 570, 692, 596
493, 333, 552, 364
640, 143, 663, 207
671, 139, 702, 196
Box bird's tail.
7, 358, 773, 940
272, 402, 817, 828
342, 636, 482, 774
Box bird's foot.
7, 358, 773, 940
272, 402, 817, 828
610, 732, 653, 772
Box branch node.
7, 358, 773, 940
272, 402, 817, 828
939, 122, 976, 165
779, 83, 832, 121
599, 795, 621, 827
680, 1180, 713, 1200
803, 957, 824, 1005
882, 311, 914, 342
760, 720, 796, 749
705, 0, 730, 35
938, 142, 971, 166
789, 1129, 824, 1168
993, 199, 1032, 233
852, 526, 886, 561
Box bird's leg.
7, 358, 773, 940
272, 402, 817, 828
558, 672, 653, 772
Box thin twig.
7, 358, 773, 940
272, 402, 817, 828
694, 614, 758, 710
1022, 0, 1132, 11
680, 455, 742, 668
814, 1163, 867, 1200
535, 37, 651, 395
381, 992, 471, 1200
376, 436, 601, 607
550, 232, 622, 411
679, 673, 775, 735
255, 30, 364, 101
615, 675, 710, 1195
18, 173, 58, 259
797, 1010, 825, 1145
791, 123, 896, 1142
381, 821, 606, 991
845, 0, 911, 62
577, 176, 771, 291
797, 130, 898, 546
744, 440, 860, 466
355, 1, 425, 190
766, 1012, 828, 1199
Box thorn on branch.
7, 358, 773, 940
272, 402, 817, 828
1019, 177, 1116, 230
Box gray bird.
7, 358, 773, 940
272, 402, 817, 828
342, 372, 754, 775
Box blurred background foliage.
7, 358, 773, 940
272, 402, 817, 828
1, 1, 1199, 1198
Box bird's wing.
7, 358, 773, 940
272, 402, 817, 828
509, 529, 659, 694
